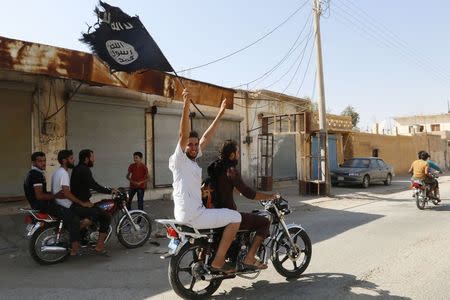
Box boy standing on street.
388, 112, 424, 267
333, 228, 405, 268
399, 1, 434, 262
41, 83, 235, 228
126, 152, 149, 210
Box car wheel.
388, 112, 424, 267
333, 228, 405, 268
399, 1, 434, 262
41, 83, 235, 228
362, 175, 370, 188
384, 174, 392, 186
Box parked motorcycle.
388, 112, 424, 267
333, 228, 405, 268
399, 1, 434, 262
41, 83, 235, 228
156, 196, 312, 299
21, 188, 152, 265
412, 173, 440, 210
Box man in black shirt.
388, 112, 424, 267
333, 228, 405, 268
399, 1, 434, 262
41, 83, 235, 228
24, 151, 81, 256
70, 149, 115, 255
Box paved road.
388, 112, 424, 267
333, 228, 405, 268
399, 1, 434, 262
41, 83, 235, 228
1, 177, 449, 299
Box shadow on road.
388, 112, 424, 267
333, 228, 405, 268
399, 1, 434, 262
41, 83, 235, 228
288, 203, 384, 245
213, 272, 410, 300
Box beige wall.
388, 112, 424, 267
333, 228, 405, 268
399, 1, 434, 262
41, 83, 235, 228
346, 132, 445, 175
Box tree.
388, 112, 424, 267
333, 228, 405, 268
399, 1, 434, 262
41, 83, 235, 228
341, 106, 360, 128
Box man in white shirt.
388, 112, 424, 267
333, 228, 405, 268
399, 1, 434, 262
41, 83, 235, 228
51, 150, 92, 256
169, 89, 241, 273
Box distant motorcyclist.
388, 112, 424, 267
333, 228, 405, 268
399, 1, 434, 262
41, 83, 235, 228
409, 151, 439, 201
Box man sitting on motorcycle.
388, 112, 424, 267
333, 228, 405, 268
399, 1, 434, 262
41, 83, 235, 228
24, 151, 82, 256
409, 151, 439, 200
207, 140, 277, 270
169, 89, 241, 274
70, 149, 116, 256
426, 154, 442, 200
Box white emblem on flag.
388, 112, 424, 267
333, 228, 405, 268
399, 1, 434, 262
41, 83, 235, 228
105, 40, 139, 65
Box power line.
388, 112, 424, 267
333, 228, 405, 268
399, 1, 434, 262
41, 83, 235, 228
281, 31, 315, 94
331, 7, 450, 85
177, 1, 309, 73
296, 40, 315, 96
331, 1, 450, 87
263, 20, 314, 89
232, 13, 313, 89
337, 0, 450, 82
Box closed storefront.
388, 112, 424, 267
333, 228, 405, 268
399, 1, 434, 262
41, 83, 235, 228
152, 108, 241, 187
0, 88, 32, 197
67, 96, 146, 188
272, 134, 297, 181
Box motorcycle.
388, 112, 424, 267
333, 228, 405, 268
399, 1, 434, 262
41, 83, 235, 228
21, 188, 152, 265
412, 172, 440, 210
156, 196, 312, 299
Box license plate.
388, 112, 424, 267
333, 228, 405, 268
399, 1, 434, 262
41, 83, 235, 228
338, 176, 344, 181
168, 239, 180, 251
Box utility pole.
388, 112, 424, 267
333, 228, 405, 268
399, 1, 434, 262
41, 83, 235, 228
312, 0, 330, 195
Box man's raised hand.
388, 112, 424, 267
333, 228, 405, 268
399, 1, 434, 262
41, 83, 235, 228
182, 89, 192, 104
220, 98, 227, 113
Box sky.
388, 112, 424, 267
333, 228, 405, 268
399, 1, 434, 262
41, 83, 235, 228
1, 0, 449, 130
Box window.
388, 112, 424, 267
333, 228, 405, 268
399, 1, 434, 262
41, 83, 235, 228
431, 124, 441, 132
341, 159, 370, 168
372, 149, 379, 157
408, 126, 413, 133
418, 125, 425, 132
377, 160, 387, 169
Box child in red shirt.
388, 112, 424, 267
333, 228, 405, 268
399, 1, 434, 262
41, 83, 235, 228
126, 152, 149, 210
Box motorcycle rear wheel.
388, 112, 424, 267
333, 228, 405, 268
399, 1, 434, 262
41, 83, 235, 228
415, 193, 426, 210
169, 242, 222, 299
30, 224, 69, 265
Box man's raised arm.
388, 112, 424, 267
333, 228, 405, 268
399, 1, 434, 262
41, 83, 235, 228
179, 89, 191, 149
200, 99, 227, 150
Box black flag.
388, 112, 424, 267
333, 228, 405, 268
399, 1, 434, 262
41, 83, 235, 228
81, 1, 174, 73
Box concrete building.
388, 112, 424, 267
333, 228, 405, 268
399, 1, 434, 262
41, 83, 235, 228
0, 36, 236, 201
342, 132, 445, 175
3, 35, 343, 200
394, 113, 450, 169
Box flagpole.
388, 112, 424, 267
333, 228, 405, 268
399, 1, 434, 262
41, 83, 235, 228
172, 70, 206, 118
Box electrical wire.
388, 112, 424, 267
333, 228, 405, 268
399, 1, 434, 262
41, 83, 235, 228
337, 0, 450, 82
177, 1, 309, 73
280, 31, 314, 94
232, 13, 313, 89
295, 40, 315, 96
331, 1, 450, 86
263, 20, 314, 89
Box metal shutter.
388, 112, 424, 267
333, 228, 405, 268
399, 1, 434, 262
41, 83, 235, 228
0, 89, 31, 197
67, 100, 145, 188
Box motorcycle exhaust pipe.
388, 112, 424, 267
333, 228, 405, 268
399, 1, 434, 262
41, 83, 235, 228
201, 273, 236, 281
41, 246, 68, 253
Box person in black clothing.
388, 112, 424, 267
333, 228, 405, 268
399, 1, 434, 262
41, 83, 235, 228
208, 140, 276, 270
70, 149, 116, 255
24, 151, 81, 256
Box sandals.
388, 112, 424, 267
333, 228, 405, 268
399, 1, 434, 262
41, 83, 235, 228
210, 263, 236, 274
242, 260, 268, 270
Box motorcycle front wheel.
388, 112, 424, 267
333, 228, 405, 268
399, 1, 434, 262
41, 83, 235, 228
272, 227, 312, 278
30, 224, 69, 265
117, 211, 152, 248
169, 242, 222, 299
